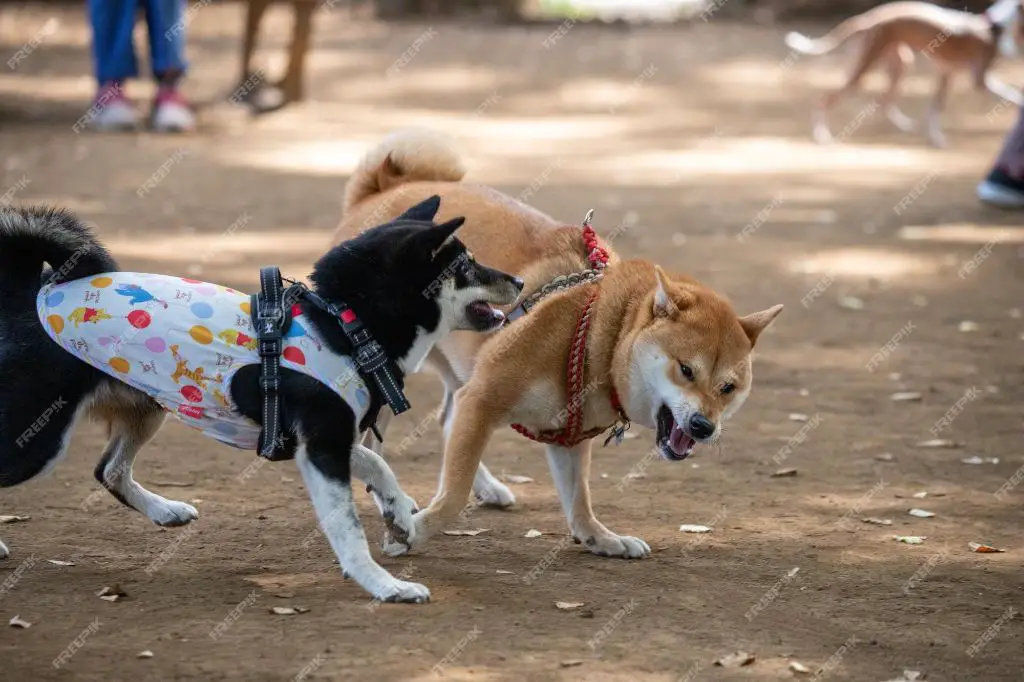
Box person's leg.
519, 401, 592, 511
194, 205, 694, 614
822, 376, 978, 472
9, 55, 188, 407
85, 0, 140, 131
141, 0, 195, 132
977, 103, 1024, 208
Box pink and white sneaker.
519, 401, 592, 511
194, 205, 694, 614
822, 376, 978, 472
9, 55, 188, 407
151, 87, 197, 133
86, 81, 138, 132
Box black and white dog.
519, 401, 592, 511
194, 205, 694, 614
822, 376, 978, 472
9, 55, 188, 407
0, 196, 523, 603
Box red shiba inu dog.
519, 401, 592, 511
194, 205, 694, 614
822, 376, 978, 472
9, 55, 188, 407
333, 129, 783, 561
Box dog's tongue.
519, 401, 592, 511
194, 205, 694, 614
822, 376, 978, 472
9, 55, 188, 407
669, 423, 694, 457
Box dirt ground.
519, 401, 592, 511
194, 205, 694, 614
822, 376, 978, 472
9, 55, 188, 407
1, 4, 1023, 681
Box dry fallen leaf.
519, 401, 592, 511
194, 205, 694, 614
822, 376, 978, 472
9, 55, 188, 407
47, 559, 75, 566
624, 472, 646, 480
908, 509, 935, 518
893, 535, 927, 544
97, 585, 127, 602
912, 492, 928, 499
0, 515, 30, 524
891, 392, 922, 402
524, 529, 543, 538
969, 542, 1007, 553
788, 413, 810, 422
137, 650, 154, 659
560, 660, 583, 668
715, 651, 756, 667
838, 296, 865, 310
679, 524, 712, 533
875, 453, 895, 462
958, 321, 979, 332
442, 529, 489, 537
503, 474, 534, 484
915, 439, 960, 449
9, 615, 31, 628
771, 468, 798, 477
496, 570, 514, 575
862, 518, 893, 526
555, 601, 585, 610
961, 456, 999, 465
270, 606, 309, 615
789, 661, 812, 674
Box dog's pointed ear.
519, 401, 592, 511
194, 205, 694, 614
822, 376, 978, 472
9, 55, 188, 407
652, 266, 680, 319
739, 304, 783, 346
424, 216, 466, 258
398, 194, 442, 223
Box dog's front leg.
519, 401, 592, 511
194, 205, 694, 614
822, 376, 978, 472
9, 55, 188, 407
546, 439, 650, 559
926, 72, 952, 148
984, 73, 1024, 107
349, 444, 419, 547
385, 385, 499, 556
296, 443, 429, 603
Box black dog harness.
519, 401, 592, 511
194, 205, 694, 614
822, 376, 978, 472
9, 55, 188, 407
250, 266, 410, 460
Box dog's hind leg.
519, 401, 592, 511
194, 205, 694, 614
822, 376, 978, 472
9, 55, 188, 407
925, 71, 952, 148
92, 390, 197, 527
545, 439, 650, 559
815, 31, 887, 144
882, 44, 916, 132
432, 349, 515, 509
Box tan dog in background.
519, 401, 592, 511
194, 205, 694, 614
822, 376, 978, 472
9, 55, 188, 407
334, 129, 783, 559
785, 0, 1024, 147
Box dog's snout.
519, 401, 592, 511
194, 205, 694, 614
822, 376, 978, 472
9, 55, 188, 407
511, 276, 525, 292
689, 414, 715, 440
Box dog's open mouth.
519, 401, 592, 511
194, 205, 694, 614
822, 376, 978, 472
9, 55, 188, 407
465, 300, 506, 331
656, 405, 695, 461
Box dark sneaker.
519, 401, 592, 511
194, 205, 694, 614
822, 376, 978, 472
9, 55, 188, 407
977, 167, 1024, 209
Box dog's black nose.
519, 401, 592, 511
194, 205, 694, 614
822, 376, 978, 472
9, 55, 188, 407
512, 277, 525, 291
689, 414, 715, 440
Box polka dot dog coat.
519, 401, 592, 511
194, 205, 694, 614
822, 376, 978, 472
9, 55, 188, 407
37, 272, 373, 450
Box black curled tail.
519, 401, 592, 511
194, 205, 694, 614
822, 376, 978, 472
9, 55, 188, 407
0, 206, 118, 290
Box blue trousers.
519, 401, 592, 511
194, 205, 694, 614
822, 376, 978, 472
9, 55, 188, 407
88, 0, 188, 84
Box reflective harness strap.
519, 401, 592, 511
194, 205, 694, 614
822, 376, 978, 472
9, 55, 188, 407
252, 266, 292, 460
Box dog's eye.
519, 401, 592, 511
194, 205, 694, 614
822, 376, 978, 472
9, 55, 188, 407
721, 382, 736, 395
679, 363, 694, 381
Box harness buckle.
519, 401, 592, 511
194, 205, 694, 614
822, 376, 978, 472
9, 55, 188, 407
258, 338, 282, 357
355, 340, 387, 373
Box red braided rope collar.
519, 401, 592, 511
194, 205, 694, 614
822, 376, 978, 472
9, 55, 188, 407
509, 219, 628, 448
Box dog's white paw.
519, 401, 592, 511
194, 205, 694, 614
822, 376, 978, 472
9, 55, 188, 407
149, 500, 199, 527
373, 579, 430, 604
583, 533, 651, 559
474, 480, 516, 508
813, 126, 835, 145
886, 108, 916, 133
0, 538, 9, 559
